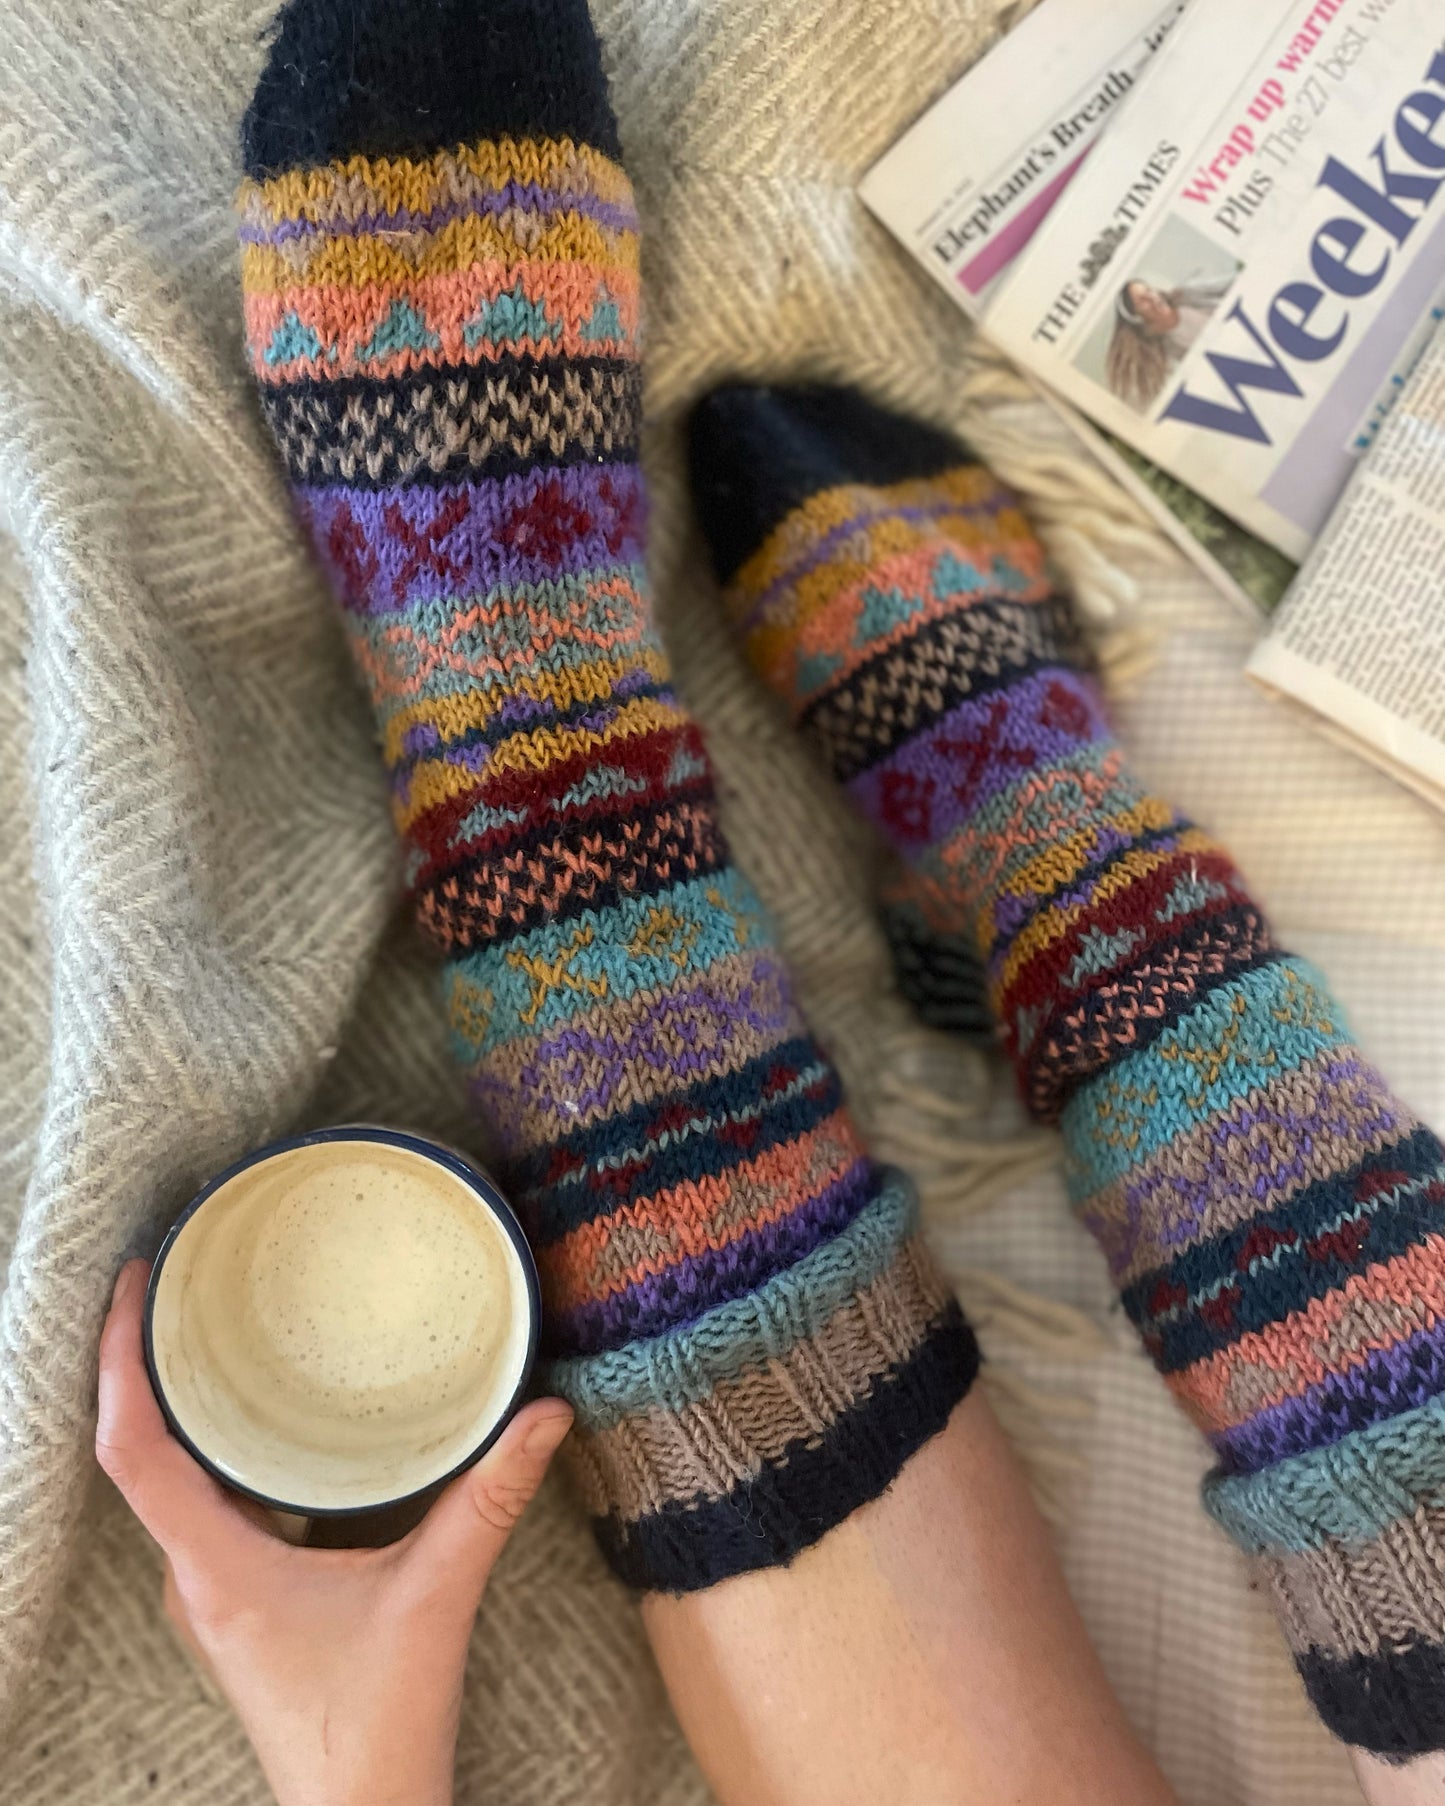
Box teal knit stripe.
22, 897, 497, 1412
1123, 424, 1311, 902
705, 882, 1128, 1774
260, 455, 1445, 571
544, 1174, 917, 1429
449, 867, 769, 1058
1062, 958, 1350, 1191
1206, 1393, 1445, 1554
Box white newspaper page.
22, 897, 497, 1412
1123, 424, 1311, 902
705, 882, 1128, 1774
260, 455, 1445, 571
986, 0, 1445, 561
859, 0, 1186, 316
1248, 310, 1445, 806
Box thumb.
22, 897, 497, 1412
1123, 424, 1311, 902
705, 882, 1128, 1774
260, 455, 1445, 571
405, 1399, 573, 1601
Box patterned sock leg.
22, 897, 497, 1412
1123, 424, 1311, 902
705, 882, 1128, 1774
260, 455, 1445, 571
691, 380, 1445, 1754
237, 3, 977, 1592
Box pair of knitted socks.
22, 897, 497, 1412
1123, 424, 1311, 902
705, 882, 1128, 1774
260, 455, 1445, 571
238, 0, 1445, 1758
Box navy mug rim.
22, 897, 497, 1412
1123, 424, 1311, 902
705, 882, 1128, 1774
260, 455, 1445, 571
143, 1124, 541, 1519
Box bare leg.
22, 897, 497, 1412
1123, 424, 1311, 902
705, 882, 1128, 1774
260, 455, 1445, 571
648, 1394, 1176, 1806
1355, 1755, 1445, 1805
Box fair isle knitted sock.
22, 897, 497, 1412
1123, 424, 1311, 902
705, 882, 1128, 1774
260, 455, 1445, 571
236, 3, 978, 1591
690, 381, 1445, 1755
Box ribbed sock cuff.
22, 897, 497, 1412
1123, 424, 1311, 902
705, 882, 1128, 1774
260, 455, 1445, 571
589, 1304, 977, 1590
1208, 1395, 1445, 1756
548, 1177, 978, 1591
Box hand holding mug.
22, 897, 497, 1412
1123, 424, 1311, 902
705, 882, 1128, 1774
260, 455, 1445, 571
98, 1260, 573, 1806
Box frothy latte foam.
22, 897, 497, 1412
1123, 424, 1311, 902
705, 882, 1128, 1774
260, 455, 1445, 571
149, 1140, 533, 1511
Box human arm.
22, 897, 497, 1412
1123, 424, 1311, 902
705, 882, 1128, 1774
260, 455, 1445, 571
97, 1260, 572, 1806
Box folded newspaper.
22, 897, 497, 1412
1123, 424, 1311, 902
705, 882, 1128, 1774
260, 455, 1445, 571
1248, 308, 1445, 807
860, 0, 1289, 615
862, 0, 1445, 617
985, 0, 1445, 555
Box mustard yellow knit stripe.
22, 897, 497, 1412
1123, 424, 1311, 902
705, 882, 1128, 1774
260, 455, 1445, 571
236, 139, 635, 230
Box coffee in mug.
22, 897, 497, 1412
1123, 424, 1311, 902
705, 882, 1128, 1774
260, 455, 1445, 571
145, 1128, 539, 1514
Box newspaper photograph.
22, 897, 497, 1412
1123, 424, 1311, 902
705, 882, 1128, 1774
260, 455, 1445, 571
985, 0, 1445, 561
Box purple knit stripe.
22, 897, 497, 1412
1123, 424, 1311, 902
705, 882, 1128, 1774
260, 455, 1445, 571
1084, 1052, 1402, 1282
1211, 1311, 1445, 1474
473, 954, 799, 1155
240, 182, 640, 246
297, 462, 647, 615
547, 1156, 881, 1356
520, 959, 790, 1100
737, 489, 1011, 635
847, 666, 1110, 851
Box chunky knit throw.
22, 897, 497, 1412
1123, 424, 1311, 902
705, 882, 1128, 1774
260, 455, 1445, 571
690, 381, 1445, 1758
236, 0, 977, 1592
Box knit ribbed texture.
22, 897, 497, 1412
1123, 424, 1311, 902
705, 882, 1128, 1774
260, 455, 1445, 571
691, 381, 1445, 1755
236, 5, 975, 1593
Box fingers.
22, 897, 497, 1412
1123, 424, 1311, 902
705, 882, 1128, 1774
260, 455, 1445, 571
404, 1400, 573, 1603
100, 1258, 569, 1618
95, 1261, 261, 1568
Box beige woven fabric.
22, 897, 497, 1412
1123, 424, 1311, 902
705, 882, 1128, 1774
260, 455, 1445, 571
3, 0, 1444, 1800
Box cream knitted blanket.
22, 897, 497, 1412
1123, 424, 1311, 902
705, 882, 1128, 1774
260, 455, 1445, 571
4, 1, 1444, 1800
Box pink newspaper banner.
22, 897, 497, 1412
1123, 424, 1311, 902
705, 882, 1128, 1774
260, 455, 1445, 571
955, 151, 1091, 297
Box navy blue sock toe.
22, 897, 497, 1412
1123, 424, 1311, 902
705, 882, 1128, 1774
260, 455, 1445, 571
242, 0, 621, 177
